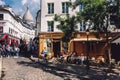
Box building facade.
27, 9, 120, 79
0, 5, 35, 45
38, 0, 81, 57
37, 0, 120, 61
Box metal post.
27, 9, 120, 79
86, 31, 90, 71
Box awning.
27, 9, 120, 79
0, 34, 7, 41
112, 38, 120, 43
111, 33, 120, 43
71, 38, 103, 42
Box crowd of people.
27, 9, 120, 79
0, 44, 20, 58
0, 39, 38, 58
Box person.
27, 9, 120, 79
14, 46, 20, 57
41, 47, 48, 62
10, 46, 15, 56
41, 47, 49, 61
6, 45, 11, 57
59, 51, 65, 59
69, 51, 78, 63
30, 45, 35, 58
80, 54, 85, 65
2, 44, 6, 57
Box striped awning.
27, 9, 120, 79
0, 34, 7, 41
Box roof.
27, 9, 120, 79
0, 5, 34, 30
23, 6, 34, 25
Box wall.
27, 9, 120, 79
40, 0, 80, 32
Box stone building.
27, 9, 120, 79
0, 5, 35, 45
37, 0, 120, 61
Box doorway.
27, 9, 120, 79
53, 41, 60, 57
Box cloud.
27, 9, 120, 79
0, 0, 40, 21
33, 0, 40, 3
21, 0, 40, 20
0, 0, 6, 5
22, 0, 40, 5
14, 8, 24, 16
22, 0, 27, 5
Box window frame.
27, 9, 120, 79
0, 14, 3, 20
47, 21, 54, 32
62, 2, 69, 13
48, 3, 54, 14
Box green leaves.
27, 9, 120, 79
54, 14, 78, 42
74, 0, 109, 32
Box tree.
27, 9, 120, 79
72, 0, 117, 64
54, 14, 78, 51
73, 0, 109, 32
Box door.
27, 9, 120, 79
53, 41, 60, 57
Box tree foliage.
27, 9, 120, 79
54, 14, 78, 42
73, 0, 110, 32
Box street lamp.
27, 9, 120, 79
86, 29, 90, 71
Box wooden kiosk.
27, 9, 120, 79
38, 32, 64, 58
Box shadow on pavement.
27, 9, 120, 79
16, 58, 120, 80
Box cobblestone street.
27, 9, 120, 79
2, 56, 120, 80
1, 57, 79, 80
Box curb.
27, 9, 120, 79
0, 57, 2, 78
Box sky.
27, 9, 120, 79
0, 0, 40, 21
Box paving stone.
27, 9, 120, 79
2, 57, 64, 80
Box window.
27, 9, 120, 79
79, 4, 84, 11
80, 21, 85, 31
48, 3, 54, 14
0, 14, 3, 20
47, 21, 54, 32
62, 2, 69, 13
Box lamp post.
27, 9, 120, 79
86, 29, 90, 71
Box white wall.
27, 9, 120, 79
40, 0, 80, 32
0, 10, 35, 43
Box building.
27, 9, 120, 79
37, 0, 120, 61
0, 5, 35, 45
37, 0, 80, 57
36, 10, 41, 37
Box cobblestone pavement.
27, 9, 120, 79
32, 57, 120, 80
2, 56, 80, 80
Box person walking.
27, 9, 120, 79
80, 54, 85, 65
2, 44, 6, 57
6, 45, 11, 57
14, 46, 20, 58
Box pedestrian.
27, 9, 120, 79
6, 44, 11, 57
80, 54, 85, 65
2, 44, 6, 57
41, 47, 49, 62
14, 46, 20, 57
10, 46, 15, 56
30, 45, 35, 58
